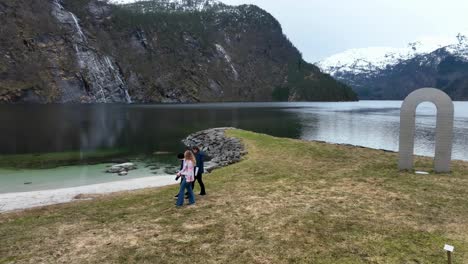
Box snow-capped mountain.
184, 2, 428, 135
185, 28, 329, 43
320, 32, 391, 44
444, 34, 468, 61
109, 0, 223, 12
318, 44, 443, 76
318, 34, 468, 75
317, 33, 468, 100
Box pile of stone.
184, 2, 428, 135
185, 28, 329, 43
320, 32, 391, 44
182, 128, 247, 172
106, 162, 137, 176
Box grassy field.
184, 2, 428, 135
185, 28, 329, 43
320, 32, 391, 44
1, 129, 468, 263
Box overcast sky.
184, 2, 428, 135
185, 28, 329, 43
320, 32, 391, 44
114, 0, 468, 62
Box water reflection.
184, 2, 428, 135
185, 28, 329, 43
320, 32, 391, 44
289, 101, 468, 161
1, 101, 468, 161
0, 104, 303, 155
294, 107, 400, 151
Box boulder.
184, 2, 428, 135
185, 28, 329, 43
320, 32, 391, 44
106, 162, 137, 174
182, 128, 246, 173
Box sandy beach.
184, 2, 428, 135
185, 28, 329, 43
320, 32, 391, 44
0, 175, 176, 213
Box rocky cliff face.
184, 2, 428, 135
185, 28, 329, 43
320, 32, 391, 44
0, 0, 356, 103
318, 33, 468, 100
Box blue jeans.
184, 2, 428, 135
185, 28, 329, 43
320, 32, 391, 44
176, 177, 195, 206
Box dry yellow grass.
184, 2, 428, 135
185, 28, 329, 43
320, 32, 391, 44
1, 129, 468, 263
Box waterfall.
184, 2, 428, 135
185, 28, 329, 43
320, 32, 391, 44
69, 13, 86, 42
98, 84, 107, 103
51, 0, 132, 103
104, 56, 115, 71
65, 5, 87, 69
73, 44, 84, 68
53, 0, 86, 42
90, 59, 108, 103
215, 44, 239, 80
104, 56, 132, 103
124, 90, 132, 103
52, 0, 63, 9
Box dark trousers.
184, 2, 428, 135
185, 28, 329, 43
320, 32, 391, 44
191, 172, 206, 195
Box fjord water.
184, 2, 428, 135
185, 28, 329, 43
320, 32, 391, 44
1, 101, 468, 193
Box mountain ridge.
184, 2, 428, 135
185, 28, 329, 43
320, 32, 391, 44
0, 0, 357, 103
317, 33, 468, 100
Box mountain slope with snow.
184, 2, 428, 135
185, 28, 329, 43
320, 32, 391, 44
110, 0, 223, 12
318, 43, 447, 75
317, 33, 468, 100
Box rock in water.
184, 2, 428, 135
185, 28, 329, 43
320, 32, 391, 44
118, 171, 129, 176
106, 162, 137, 174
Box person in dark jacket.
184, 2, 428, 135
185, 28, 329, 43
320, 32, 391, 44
191, 146, 206, 195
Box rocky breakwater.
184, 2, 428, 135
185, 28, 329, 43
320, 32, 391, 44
182, 128, 247, 172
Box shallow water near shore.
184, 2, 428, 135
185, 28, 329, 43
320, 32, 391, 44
1, 101, 468, 192
0, 162, 173, 194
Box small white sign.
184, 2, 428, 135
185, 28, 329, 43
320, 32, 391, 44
415, 171, 430, 175
444, 244, 454, 252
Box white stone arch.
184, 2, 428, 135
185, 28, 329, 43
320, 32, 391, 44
398, 88, 454, 173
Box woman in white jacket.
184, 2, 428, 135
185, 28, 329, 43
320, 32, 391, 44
176, 150, 196, 206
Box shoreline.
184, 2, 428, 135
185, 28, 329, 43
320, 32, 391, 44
2, 127, 459, 214
0, 140, 453, 214
0, 127, 247, 213
0, 175, 176, 213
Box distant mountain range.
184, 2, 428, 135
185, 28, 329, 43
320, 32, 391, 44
318, 33, 468, 100
0, 0, 356, 103
110, 0, 222, 11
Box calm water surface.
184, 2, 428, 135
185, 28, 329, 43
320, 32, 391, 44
1, 101, 468, 192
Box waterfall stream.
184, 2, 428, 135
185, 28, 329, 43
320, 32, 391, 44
52, 0, 63, 9
51, 0, 132, 103
70, 13, 86, 43
105, 56, 132, 103
215, 44, 239, 80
